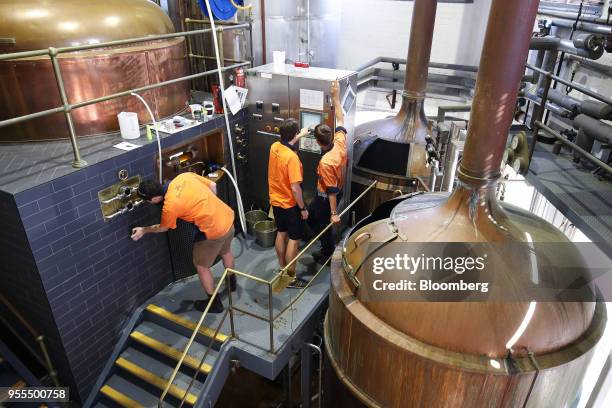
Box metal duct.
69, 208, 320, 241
351, 0, 438, 218
460, 0, 541, 182
529, 35, 605, 59
574, 114, 612, 144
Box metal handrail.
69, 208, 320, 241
158, 269, 233, 407
523, 63, 612, 175
177, 309, 230, 408
0, 24, 249, 168
0, 294, 60, 386
159, 180, 378, 405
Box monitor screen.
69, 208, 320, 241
301, 111, 323, 130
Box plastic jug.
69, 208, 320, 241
117, 112, 140, 140
273, 51, 285, 73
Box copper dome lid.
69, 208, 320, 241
0, 0, 175, 53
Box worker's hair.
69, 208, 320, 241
137, 180, 164, 201
314, 124, 333, 146
279, 118, 299, 143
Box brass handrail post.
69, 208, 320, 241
48, 47, 87, 169
226, 271, 236, 337
36, 336, 60, 387
268, 282, 275, 353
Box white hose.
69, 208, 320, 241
203, 0, 246, 234
219, 166, 247, 234
131, 92, 163, 184
202, 0, 239, 183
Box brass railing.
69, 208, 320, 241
0, 294, 60, 387
158, 180, 378, 407
0, 25, 251, 168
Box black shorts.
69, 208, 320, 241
272, 205, 304, 241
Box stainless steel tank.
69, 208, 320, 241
324, 0, 606, 406
0, 0, 190, 142
351, 0, 437, 219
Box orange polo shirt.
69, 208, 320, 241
160, 173, 234, 240
268, 141, 303, 209
317, 129, 348, 194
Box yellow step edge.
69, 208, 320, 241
115, 357, 198, 405
100, 385, 144, 408
130, 331, 212, 374
145, 304, 228, 343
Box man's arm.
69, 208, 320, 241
131, 224, 169, 241
328, 193, 341, 224
291, 182, 309, 220
291, 127, 311, 145
331, 81, 344, 127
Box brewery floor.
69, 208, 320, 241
149, 234, 329, 357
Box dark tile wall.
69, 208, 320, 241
14, 146, 174, 401
0, 191, 77, 396
0, 114, 246, 403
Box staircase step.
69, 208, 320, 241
144, 304, 228, 343
105, 373, 171, 408
130, 325, 218, 375
116, 348, 203, 405
100, 385, 143, 408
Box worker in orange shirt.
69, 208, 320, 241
308, 81, 348, 264
131, 172, 236, 313
268, 119, 310, 288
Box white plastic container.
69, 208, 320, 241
273, 51, 286, 73
117, 112, 140, 140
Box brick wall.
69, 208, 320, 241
14, 146, 174, 401
0, 191, 76, 396
1, 115, 245, 403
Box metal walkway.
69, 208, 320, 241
85, 236, 330, 408
527, 139, 612, 255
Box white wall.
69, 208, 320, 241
337, 0, 493, 70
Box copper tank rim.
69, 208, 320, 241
2, 37, 187, 61
325, 257, 606, 375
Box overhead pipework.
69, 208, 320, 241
324, 0, 606, 407
0, 0, 190, 143
351, 0, 439, 219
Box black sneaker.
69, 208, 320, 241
287, 278, 309, 289
313, 252, 332, 265
193, 296, 224, 313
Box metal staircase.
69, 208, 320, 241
92, 304, 228, 408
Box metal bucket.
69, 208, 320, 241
245, 210, 268, 235
253, 220, 277, 248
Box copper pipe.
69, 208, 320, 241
459, 0, 540, 183
260, 0, 267, 64
404, 0, 438, 98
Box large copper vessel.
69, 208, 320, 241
324, 0, 606, 407
351, 0, 437, 219
0, 0, 190, 142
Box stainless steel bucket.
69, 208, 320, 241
245, 209, 268, 235
253, 220, 277, 248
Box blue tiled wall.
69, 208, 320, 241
0, 191, 76, 396
1, 114, 246, 403
15, 146, 173, 400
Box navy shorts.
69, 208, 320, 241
272, 205, 304, 241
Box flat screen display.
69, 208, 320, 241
301, 111, 323, 130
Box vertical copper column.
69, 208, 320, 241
404, 0, 438, 99
459, 0, 540, 182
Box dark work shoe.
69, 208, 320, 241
287, 278, 309, 289
229, 274, 237, 292
313, 252, 333, 265
193, 296, 224, 313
